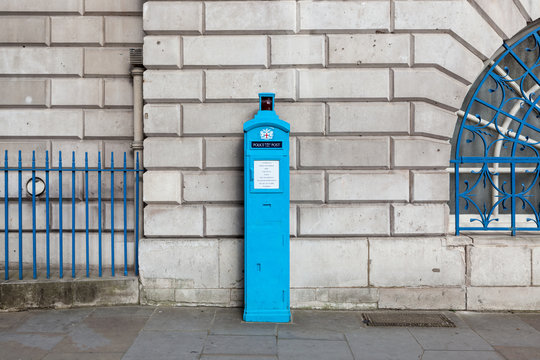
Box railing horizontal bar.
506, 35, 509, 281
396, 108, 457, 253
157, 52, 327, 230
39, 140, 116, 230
446, 167, 538, 173
452, 157, 540, 163
2, 168, 142, 172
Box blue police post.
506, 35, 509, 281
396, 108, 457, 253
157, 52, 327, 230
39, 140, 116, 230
243, 93, 291, 322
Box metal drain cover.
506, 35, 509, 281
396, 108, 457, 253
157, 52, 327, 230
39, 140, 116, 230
362, 312, 455, 327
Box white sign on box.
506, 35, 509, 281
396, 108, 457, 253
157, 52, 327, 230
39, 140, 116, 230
254, 160, 279, 189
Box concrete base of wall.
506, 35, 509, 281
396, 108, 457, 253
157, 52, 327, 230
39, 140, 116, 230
0, 274, 139, 311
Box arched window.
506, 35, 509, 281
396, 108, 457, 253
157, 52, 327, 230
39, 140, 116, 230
453, 24, 540, 235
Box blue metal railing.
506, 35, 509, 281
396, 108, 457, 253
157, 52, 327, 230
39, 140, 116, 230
2, 150, 142, 280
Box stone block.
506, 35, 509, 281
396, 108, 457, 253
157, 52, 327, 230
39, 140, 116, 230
51, 16, 102, 45
206, 70, 296, 100
291, 238, 368, 287
290, 171, 324, 202
518, 0, 540, 21
413, 102, 458, 139
414, 34, 484, 83
85, 0, 144, 13
84, 110, 133, 138
534, 247, 540, 285
0, 17, 48, 44
328, 171, 409, 201
51, 78, 101, 107
143, 171, 182, 204
393, 68, 469, 109
394, 0, 502, 58
379, 288, 466, 310
0, 110, 83, 138
0, 79, 47, 106
105, 16, 143, 44
206, 206, 243, 236
205, 137, 243, 169
412, 171, 450, 202
393, 137, 451, 168
329, 102, 409, 134
183, 172, 242, 202
175, 289, 231, 306
143, 104, 181, 136
144, 138, 202, 169
277, 103, 325, 135
324, 288, 379, 309
144, 70, 203, 101
143, 1, 202, 34
144, 205, 203, 237
289, 137, 297, 169
299, 137, 390, 168
300, 1, 389, 30
103, 141, 134, 168
139, 238, 218, 287
329, 34, 409, 65
143, 36, 182, 68
467, 287, 540, 310
298, 69, 389, 100
51, 140, 101, 167
183, 36, 267, 67
470, 246, 531, 286
290, 206, 297, 236
474, 0, 526, 39
299, 205, 390, 236
84, 48, 131, 76
219, 239, 243, 288
0, 141, 50, 168
142, 288, 175, 303
392, 204, 449, 235
183, 103, 256, 135
0, 48, 82, 75
271, 35, 325, 66
206, 1, 296, 32
369, 237, 465, 287
104, 79, 133, 107
0, 0, 81, 13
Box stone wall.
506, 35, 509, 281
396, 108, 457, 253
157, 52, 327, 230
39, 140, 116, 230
139, 0, 540, 310
0, 0, 144, 269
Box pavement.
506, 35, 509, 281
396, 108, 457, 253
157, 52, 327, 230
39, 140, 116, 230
0, 307, 539, 360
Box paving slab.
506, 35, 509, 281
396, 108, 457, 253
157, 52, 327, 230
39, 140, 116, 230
200, 357, 277, 360
278, 339, 354, 360
494, 346, 540, 360
16, 308, 93, 333
346, 328, 423, 360
421, 350, 505, 360
0, 310, 30, 330
122, 330, 207, 360
408, 327, 493, 351
278, 310, 363, 341
203, 335, 277, 356
211, 308, 277, 336
460, 312, 540, 348
143, 307, 215, 331
42, 353, 124, 360
518, 313, 540, 332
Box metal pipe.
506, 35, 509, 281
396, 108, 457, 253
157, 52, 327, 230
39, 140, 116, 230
131, 66, 144, 275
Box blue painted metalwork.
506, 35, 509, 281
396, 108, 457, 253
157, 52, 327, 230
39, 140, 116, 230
98, 152, 102, 277
45, 151, 50, 279
59, 152, 63, 279
123, 152, 127, 277
111, 153, 115, 277
3, 151, 7, 281
0, 151, 142, 280
453, 27, 540, 235
243, 93, 291, 323
18, 151, 22, 280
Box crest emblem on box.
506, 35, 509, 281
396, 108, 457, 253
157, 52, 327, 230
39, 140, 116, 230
260, 128, 274, 140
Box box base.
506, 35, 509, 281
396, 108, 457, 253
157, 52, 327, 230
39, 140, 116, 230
243, 309, 291, 323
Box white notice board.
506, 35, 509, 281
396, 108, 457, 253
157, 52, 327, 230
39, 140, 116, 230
254, 160, 279, 189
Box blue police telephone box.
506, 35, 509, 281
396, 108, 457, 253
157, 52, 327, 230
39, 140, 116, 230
243, 93, 291, 323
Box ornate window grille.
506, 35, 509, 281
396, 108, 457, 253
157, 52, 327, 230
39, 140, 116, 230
453, 25, 540, 235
